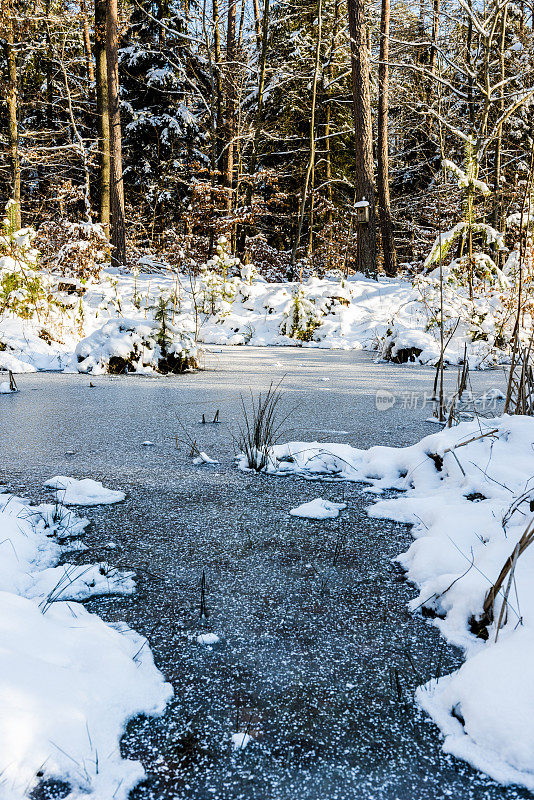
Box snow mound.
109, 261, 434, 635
418, 627, 534, 790
289, 497, 347, 519
193, 451, 219, 465
0, 593, 172, 800
74, 318, 199, 375
0, 491, 172, 798
45, 475, 126, 505
0, 350, 36, 373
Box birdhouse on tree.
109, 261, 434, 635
354, 199, 370, 224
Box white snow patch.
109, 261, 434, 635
45, 475, 126, 505
231, 732, 252, 750
197, 632, 220, 645
193, 452, 219, 465
289, 498, 347, 519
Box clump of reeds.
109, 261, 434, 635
237, 380, 285, 472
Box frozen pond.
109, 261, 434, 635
1, 347, 529, 800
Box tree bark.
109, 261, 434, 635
425, 0, 439, 112
81, 0, 95, 90
95, 0, 111, 228
3, 0, 21, 228
223, 0, 237, 217
347, 0, 376, 275
324, 0, 340, 255
106, 0, 126, 266
493, 4, 507, 264
213, 0, 223, 153
289, 0, 323, 275
237, 0, 270, 255
377, 0, 396, 275
252, 0, 261, 47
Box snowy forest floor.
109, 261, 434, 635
1, 347, 531, 800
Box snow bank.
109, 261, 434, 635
0, 595, 170, 800
263, 416, 534, 790
0, 490, 172, 799
74, 317, 198, 375
45, 475, 126, 505
2, 259, 527, 372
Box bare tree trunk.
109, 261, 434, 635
307, 162, 315, 258
59, 36, 92, 221
106, 0, 126, 266
95, 0, 110, 228
213, 0, 223, 148
289, 0, 323, 276
3, 1, 21, 227
237, 0, 270, 255
252, 0, 261, 46
377, 0, 396, 275
493, 4, 507, 264
223, 0, 237, 218
466, 4, 475, 126
347, 0, 376, 275
81, 0, 95, 90
238, 0, 246, 49
324, 0, 340, 258
425, 0, 439, 113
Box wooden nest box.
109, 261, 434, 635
353, 199, 369, 224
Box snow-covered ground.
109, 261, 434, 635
0, 255, 529, 374
260, 415, 534, 791
0, 485, 172, 799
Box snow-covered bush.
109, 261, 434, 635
199, 237, 240, 315
75, 318, 199, 374
424, 222, 505, 272
35, 219, 110, 281
205, 236, 240, 278
280, 287, 322, 341
0, 201, 59, 321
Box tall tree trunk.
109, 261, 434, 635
425, 0, 439, 112
45, 0, 53, 130
324, 0, 340, 259
289, 0, 323, 275
466, 4, 475, 126
213, 0, 223, 154
347, 0, 376, 275
252, 0, 261, 46
493, 4, 507, 264
223, 0, 237, 218
238, 0, 246, 49
106, 0, 126, 266
377, 0, 396, 275
3, 1, 21, 228
81, 0, 95, 90
95, 0, 111, 228
237, 0, 270, 255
